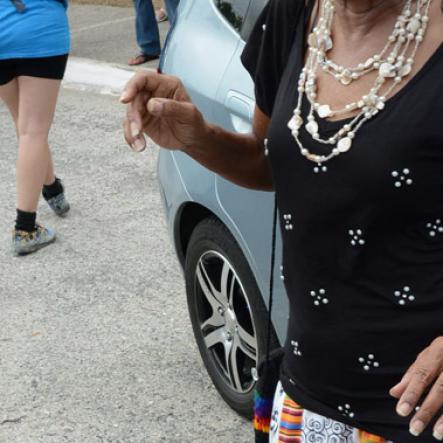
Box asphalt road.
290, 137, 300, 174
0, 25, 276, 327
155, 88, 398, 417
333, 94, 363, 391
69, 3, 169, 68
0, 5, 253, 442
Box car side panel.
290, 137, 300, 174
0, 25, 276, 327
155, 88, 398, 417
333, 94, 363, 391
160, 0, 240, 213
213, 42, 288, 343
160, 0, 289, 343
162, 0, 240, 125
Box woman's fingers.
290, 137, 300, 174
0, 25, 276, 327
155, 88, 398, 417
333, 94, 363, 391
390, 368, 413, 398
390, 337, 443, 438
120, 71, 192, 150
145, 97, 206, 149
397, 365, 437, 417
409, 372, 443, 437
120, 71, 184, 104
147, 97, 198, 120
434, 415, 443, 441
120, 71, 153, 104
123, 111, 146, 152
123, 88, 153, 151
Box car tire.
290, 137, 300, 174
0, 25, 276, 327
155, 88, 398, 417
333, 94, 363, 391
185, 216, 278, 418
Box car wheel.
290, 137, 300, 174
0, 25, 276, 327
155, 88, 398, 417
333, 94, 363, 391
185, 216, 277, 418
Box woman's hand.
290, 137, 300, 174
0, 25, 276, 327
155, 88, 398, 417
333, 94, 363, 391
120, 71, 273, 191
390, 336, 443, 440
120, 71, 208, 151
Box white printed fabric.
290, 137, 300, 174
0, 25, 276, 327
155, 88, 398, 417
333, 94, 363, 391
270, 382, 394, 443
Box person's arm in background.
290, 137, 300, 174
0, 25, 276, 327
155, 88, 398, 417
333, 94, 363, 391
121, 71, 273, 191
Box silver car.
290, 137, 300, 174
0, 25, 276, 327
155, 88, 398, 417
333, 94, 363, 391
158, 0, 288, 417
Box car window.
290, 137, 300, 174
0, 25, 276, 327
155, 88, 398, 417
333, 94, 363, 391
241, 0, 267, 41
214, 0, 250, 33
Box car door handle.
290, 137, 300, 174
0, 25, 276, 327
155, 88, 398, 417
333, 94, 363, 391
225, 91, 254, 134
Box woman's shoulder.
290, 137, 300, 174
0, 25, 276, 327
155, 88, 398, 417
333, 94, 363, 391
260, 0, 308, 50
261, 0, 307, 58
243, 0, 308, 68
268, 0, 306, 13
264, 0, 306, 24
241, 0, 308, 116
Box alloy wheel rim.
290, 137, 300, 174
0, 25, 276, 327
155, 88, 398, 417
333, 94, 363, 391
194, 250, 258, 394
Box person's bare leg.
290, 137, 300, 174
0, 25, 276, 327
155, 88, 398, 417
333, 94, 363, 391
16, 76, 61, 212
44, 152, 56, 187
0, 78, 19, 130
1, 78, 57, 202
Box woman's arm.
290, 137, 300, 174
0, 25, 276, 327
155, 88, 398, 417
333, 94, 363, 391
187, 107, 273, 191
121, 71, 273, 191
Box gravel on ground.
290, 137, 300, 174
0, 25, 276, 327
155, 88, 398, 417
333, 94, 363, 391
0, 88, 252, 443
72, 0, 162, 8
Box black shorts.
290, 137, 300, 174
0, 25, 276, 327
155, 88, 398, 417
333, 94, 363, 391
0, 54, 69, 86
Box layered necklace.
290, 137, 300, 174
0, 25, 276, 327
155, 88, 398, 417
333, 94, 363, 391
288, 0, 432, 173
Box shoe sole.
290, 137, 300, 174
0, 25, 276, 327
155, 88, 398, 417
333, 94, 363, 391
15, 235, 56, 256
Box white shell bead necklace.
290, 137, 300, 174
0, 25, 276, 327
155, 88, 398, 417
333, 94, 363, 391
288, 0, 432, 170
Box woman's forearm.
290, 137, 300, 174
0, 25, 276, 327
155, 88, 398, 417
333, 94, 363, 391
184, 123, 274, 192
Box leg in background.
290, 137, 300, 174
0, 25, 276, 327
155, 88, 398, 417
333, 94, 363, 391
0, 78, 19, 130
16, 76, 61, 213
133, 0, 161, 56
45, 151, 56, 187
0, 78, 56, 189
164, 0, 179, 25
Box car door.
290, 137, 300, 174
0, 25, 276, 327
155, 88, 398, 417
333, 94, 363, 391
213, 0, 289, 343
160, 0, 251, 202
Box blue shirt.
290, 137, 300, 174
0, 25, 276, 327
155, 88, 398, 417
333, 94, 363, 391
0, 0, 70, 60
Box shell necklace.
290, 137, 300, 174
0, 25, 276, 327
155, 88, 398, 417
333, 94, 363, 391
288, 0, 432, 173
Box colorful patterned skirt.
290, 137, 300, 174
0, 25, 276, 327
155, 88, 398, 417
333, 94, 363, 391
269, 382, 394, 443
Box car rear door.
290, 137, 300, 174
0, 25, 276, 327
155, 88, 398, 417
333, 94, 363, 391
162, 0, 249, 124
160, 0, 251, 201
213, 0, 289, 343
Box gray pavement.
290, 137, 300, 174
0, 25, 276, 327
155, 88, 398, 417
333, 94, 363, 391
0, 74, 251, 443
69, 3, 169, 69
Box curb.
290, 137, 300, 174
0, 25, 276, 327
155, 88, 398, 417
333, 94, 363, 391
63, 56, 155, 96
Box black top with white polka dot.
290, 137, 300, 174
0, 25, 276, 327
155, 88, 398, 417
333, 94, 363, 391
242, 1, 443, 441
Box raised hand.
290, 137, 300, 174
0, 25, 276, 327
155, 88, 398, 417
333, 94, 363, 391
120, 71, 208, 152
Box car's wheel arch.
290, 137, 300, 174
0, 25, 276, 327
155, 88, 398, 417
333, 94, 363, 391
174, 202, 216, 268
175, 202, 257, 273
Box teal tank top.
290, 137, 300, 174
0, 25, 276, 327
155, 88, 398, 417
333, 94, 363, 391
0, 0, 70, 60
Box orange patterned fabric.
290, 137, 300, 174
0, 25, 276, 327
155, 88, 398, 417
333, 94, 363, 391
274, 390, 388, 443
277, 397, 303, 442
359, 430, 387, 443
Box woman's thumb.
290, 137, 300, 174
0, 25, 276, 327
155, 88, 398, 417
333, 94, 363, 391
147, 98, 194, 119
147, 98, 165, 115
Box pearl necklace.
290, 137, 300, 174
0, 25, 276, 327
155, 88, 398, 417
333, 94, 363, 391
288, 0, 432, 172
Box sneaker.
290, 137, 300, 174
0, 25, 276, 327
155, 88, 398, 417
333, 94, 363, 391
13, 224, 56, 256
45, 192, 70, 217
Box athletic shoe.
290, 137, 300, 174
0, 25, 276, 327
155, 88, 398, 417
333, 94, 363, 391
13, 224, 56, 256
45, 192, 70, 217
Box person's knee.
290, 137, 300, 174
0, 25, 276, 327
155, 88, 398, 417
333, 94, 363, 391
17, 126, 49, 146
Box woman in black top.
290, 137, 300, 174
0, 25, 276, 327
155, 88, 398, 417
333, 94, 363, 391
121, 0, 443, 441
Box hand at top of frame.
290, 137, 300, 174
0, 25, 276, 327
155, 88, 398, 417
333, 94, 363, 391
120, 71, 208, 152
390, 336, 443, 440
